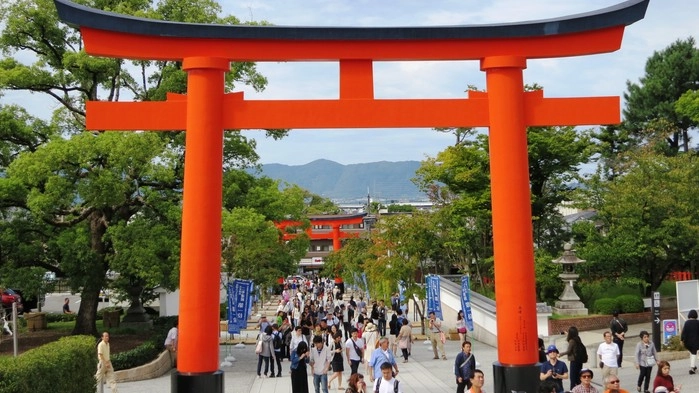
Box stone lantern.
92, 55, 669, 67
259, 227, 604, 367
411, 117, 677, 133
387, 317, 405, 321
551, 243, 588, 316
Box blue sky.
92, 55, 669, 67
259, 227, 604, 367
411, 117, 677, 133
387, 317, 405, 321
228, 0, 699, 165
4, 1, 699, 166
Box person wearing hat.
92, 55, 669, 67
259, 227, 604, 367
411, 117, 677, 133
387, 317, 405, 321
540, 344, 568, 393
572, 368, 598, 393
362, 322, 379, 372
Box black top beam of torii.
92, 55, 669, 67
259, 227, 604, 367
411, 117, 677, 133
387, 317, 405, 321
55, 0, 648, 41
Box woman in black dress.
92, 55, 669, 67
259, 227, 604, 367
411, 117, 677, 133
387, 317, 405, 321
291, 341, 310, 393
327, 332, 345, 390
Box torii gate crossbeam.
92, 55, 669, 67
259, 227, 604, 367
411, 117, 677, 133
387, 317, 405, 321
52, 1, 649, 392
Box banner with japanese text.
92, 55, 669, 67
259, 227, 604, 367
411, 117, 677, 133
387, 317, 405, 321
426, 275, 443, 320
461, 275, 474, 331
227, 279, 253, 334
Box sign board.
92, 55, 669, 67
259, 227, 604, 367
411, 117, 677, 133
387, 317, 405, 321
663, 319, 678, 345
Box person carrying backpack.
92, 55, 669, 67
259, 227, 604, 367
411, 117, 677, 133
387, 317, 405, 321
374, 362, 402, 393
270, 324, 283, 378
560, 326, 587, 390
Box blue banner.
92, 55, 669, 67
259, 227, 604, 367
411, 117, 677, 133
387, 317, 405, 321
361, 272, 370, 300
461, 275, 474, 331
426, 275, 443, 320
228, 279, 253, 334
398, 281, 406, 304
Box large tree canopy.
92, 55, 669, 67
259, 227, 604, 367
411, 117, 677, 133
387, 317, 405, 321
623, 37, 699, 154
0, 0, 288, 335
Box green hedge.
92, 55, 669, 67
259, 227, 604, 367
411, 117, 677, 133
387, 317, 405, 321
616, 294, 644, 313
111, 316, 177, 371
593, 297, 618, 314
0, 335, 95, 393
46, 312, 78, 323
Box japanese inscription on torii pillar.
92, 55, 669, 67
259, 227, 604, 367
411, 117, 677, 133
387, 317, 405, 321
52, 1, 649, 392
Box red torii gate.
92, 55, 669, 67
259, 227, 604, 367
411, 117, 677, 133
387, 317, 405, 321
53, 1, 649, 392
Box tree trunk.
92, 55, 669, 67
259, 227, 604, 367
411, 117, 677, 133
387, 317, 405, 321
72, 212, 109, 336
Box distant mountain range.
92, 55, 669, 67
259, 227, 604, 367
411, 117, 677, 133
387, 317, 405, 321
252, 159, 427, 202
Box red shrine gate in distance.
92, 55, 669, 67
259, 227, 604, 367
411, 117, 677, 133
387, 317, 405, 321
52, 0, 649, 392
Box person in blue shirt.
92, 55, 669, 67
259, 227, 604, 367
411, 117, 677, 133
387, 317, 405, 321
454, 340, 476, 393
540, 345, 568, 393
368, 337, 399, 390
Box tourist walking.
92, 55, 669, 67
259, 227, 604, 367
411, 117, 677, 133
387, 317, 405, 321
610, 311, 628, 367
468, 369, 485, 393
652, 360, 682, 393
455, 310, 468, 343
310, 335, 332, 393
560, 326, 586, 390
680, 309, 699, 375
539, 345, 568, 393
428, 311, 447, 360
328, 333, 345, 390
362, 322, 379, 372
597, 331, 620, 379
454, 340, 476, 393
95, 332, 118, 393
344, 373, 367, 393
373, 362, 403, 393
571, 368, 598, 393
368, 337, 399, 390
634, 330, 657, 393
603, 375, 629, 393
396, 319, 413, 363
345, 328, 365, 375
256, 325, 275, 378
291, 341, 310, 393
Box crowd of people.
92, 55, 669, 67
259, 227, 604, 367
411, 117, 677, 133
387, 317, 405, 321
250, 278, 699, 393
536, 308, 699, 393
251, 276, 488, 393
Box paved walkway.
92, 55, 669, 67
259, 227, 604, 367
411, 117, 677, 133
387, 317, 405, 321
113, 323, 697, 393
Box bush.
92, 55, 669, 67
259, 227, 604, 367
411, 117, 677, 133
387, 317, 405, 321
110, 315, 177, 371
0, 335, 95, 393
593, 298, 618, 314
663, 335, 686, 351
46, 312, 77, 323
112, 341, 160, 370
616, 294, 644, 313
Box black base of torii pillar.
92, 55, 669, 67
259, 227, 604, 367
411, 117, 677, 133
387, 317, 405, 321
172, 371, 224, 393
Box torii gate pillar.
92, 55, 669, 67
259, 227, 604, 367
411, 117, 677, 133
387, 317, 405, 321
51, 1, 649, 392
483, 56, 540, 388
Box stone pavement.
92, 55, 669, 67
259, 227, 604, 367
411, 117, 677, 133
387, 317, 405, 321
113, 323, 697, 393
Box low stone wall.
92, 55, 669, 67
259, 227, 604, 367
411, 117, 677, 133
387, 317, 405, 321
115, 350, 172, 383
548, 309, 677, 335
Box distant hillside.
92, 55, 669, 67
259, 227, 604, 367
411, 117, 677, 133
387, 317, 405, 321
254, 159, 427, 201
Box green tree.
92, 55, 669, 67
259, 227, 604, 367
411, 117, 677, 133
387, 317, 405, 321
221, 207, 308, 293
623, 37, 699, 154
0, 0, 273, 335
575, 152, 699, 294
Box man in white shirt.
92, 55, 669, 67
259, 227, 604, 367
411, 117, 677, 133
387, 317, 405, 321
310, 335, 332, 393
596, 331, 620, 379
345, 328, 365, 375
374, 362, 403, 393
290, 325, 308, 353
164, 320, 178, 367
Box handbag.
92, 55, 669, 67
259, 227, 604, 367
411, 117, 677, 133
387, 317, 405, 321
255, 339, 263, 355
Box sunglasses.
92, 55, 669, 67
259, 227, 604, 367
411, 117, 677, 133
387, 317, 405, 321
581, 375, 592, 379
609, 380, 620, 383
